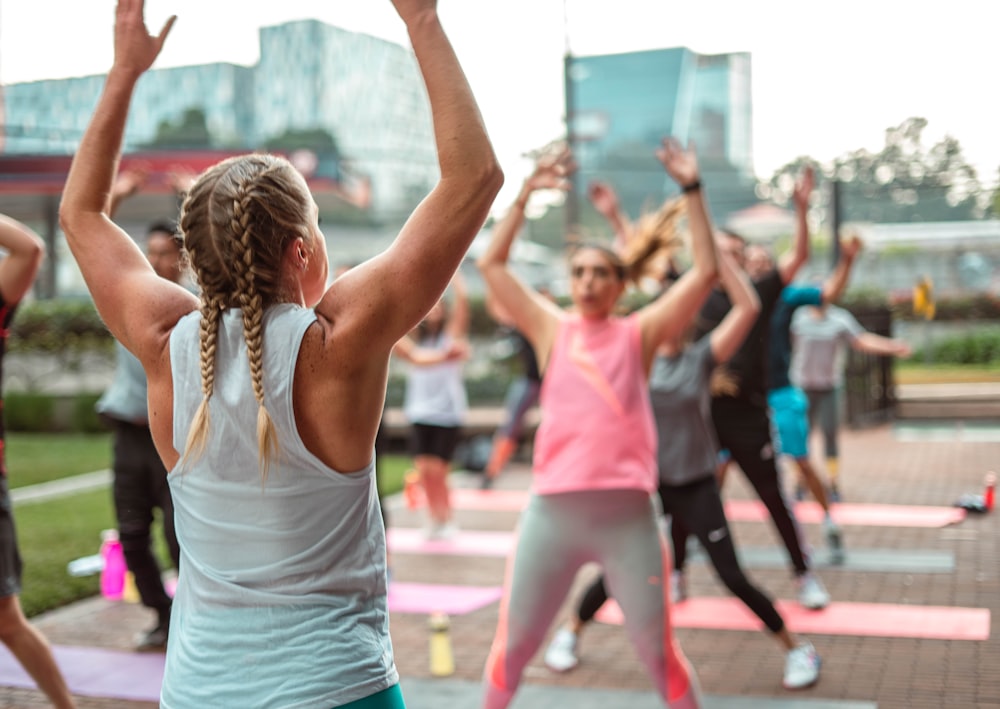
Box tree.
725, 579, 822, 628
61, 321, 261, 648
144, 107, 213, 149
762, 117, 985, 224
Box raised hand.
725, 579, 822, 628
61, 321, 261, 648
587, 181, 620, 219
114, 0, 176, 77
655, 137, 699, 188
840, 232, 863, 260
526, 146, 574, 193
792, 165, 815, 212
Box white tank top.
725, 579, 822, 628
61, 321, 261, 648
163, 303, 397, 708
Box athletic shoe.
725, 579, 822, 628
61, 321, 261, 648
828, 484, 841, 503
479, 473, 495, 491
822, 517, 845, 565
671, 570, 688, 603
783, 641, 821, 689
797, 572, 830, 610
543, 628, 579, 673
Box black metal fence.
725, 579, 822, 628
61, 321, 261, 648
843, 306, 896, 427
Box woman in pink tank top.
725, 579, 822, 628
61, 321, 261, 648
477, 139, 720, 709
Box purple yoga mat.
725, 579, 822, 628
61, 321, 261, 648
0, 644, 164, 702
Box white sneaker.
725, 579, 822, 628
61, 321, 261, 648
797, 572, 830, 610
822, 516, 845, 564
425, 521, 459, 541
783, 641, 821, 689
543, 628, 579, 673
671, 570, 688, 603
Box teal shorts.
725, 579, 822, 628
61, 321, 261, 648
768, 386, 810, 459
337, 684, 405, 709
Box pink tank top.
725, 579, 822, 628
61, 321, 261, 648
532, 313, 656, 495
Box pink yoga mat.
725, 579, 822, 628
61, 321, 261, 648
595, 597, 990, 641
388, 581, 503, 615
724, 500, 967, 528
387, 527, 513, 557
447, 490, 967, 528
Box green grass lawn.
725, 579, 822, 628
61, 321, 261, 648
6, 432, 111, 488
895, 361, 1000, 384
16, 488, 115, 617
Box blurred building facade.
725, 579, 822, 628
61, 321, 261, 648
2, 19, 436, 218
565, 46, 757, 224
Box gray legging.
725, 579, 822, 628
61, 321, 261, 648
483, 489, 700, 709
804, 388, 839, 458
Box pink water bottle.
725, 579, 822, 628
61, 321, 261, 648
99, 529, 126, 600
985, 473, 996, 513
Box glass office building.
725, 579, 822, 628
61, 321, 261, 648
566, 47, 756, 222
2, 19, 436, 217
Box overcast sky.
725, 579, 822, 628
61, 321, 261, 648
2, 0, 998, 209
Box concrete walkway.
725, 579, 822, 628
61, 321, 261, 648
2, 421, 998, 708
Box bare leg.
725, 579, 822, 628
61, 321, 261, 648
0, 595, 76, 709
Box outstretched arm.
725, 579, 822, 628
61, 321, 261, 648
709, 247, 761, 364
59, 0, 195, 362
852, 332, 912, 358
587, 180, 632, 252
637, 138, 719, 371
393, 335, 469, 366
0, 215, 45, 305
778, 166, 813, 285
476, 148, 570, 371
318, 0, 503, 355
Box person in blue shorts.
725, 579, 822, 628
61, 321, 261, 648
746, 236, 863, 563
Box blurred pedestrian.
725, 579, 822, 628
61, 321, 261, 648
0, 214, 76, 708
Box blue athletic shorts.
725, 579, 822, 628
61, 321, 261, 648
768, 386, 810, 459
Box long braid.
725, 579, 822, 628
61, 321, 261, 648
231, 179, 279, 482
180, 290, 224, 467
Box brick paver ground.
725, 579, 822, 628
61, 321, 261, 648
2, 421, 998, 708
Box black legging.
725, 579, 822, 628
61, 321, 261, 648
712, 403, 810, 575
577, 476, 784, 634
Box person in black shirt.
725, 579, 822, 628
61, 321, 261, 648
693, 167, 831, 610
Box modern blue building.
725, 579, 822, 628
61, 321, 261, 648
566, 47, 756, 223
2, 19, 436, 218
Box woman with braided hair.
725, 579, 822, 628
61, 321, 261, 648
59, 1, 502, 707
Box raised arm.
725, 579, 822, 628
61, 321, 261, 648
445, 270, 470, 340
820, 234, 862, 305
709, 247, 761, 364
637, 138, 719, 371
587, 180, 632, 252
0, 215, 45, 305
778, 166, 814, 285
317, 0, 503, 354
59, 0, 195, 362
476, 148, 570, 369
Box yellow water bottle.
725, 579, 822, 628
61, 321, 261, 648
428, 611, 455, 677
122, 571, 140, 604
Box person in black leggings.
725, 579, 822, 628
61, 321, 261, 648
694, 168, 830, 611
